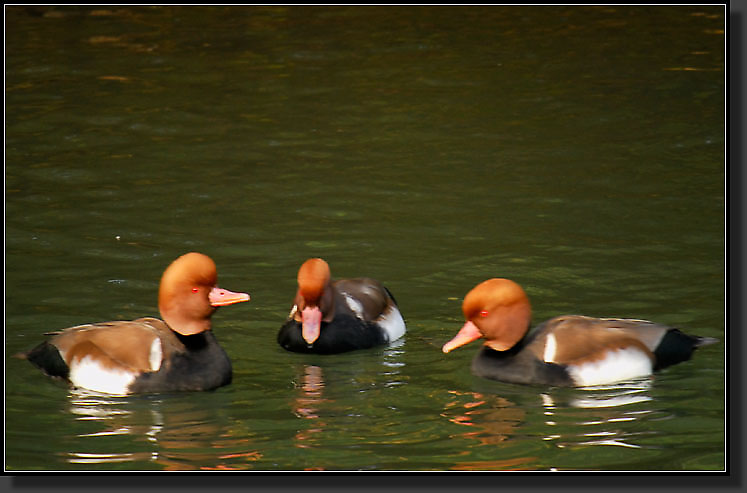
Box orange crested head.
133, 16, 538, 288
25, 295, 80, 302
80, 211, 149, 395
297, 258, 331, 305
443, 278, 532, 353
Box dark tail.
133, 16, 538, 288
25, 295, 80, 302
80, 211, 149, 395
653, 329, 718, 370
694, 335, 720, 347
21, 342, 70, 379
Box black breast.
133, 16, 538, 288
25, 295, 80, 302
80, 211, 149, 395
470, 345, 574, 386
128, 331, 232, 393
277, 314, 388, 354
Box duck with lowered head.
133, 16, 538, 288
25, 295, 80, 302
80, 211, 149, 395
277, 258, 406, 354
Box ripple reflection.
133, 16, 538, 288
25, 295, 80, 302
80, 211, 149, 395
292, 364, 329, 452
541, 378, 657, 451
64, 388, 262, 470
440, 390, 536, 470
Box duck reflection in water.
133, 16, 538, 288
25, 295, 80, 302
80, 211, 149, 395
540, 378, 655, 450
65, 389, 262, 470
292, 365, 329, 458
441, 390, 537, 470
443, 379, 657, 470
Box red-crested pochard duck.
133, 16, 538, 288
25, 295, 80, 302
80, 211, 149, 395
277, 258, 406, 354
442, 278, 718, 387
19, 252, 250, 395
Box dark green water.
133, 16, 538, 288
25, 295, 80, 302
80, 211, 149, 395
5, 5, 725, 471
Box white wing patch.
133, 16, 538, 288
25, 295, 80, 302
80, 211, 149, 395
343, 294, 364, 318
567, 347, 654, 387
376, 305, 406, 343
543, 333, 558, 363
68, 356, 137, 396
149, 338, 163, 372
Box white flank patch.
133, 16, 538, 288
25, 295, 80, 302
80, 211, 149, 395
543, 333, 558, 363
343, 294, 364, 318
377, 305, 406, 343
149, 338, 163, 372
68, 356, 137, 396
288, 304, 298, 319
567, 347, 653, 387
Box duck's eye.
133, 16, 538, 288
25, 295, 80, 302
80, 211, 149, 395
479, 310, 489, 317
191, 287, 199, 293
